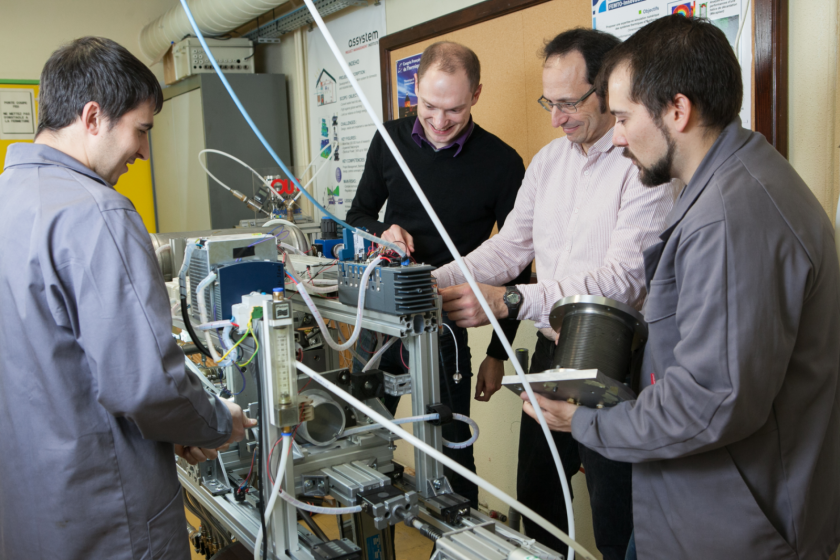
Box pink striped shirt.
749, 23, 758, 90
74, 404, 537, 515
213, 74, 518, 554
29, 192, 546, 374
434, 129, 679, 338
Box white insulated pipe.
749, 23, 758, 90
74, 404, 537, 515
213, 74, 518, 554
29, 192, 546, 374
140, 0, 288, 61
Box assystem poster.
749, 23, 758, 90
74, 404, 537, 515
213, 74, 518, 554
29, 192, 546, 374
592, 0, 752, 128
307, 2, 386, 222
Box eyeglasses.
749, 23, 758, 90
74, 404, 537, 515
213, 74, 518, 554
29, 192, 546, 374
538, 87, 596, 114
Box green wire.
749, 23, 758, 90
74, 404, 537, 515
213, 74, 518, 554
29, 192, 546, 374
238, 325, 260, 367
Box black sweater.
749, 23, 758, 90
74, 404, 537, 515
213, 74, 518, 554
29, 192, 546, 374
346, 117, 530, 361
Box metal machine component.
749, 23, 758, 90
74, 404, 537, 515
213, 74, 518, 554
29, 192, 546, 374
260, 298, 304, 427
338, 262, 437, 315
296, 389, 346, 446
311, 539, 362, 560
320, 461, 391, 502
358, 485, 419, 530
549, 295, 647, 385
425, 493, 471, 525
432, 522, 564, 560
350, 369, 384, 400
383, 372, 412, 396
501, 369, 636, 408
188, 234, 279, 321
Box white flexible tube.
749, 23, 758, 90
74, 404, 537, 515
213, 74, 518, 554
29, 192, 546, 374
199, 149, 274, 195
734, 0, 752, 64
255, 433, 292, 560
341, 413, 439, 438
441, 323, 460, 373
155, 243, 171, 257
278, 490, 362, 515
290, 257, 381, 352
446, 414, 479, 450
196, 272, 223, 362
286, 263, 338, 294
263, 219, 297, 229
284, 256, 337, 294
295, 362, 596, 560
361, 336, 399, 372
342, 412, 478, 449
196, 319, 234, 331
221, 324, 239, 364
280, 242, 306, 256
300, 2, 575, 554
336, 328, 367, 366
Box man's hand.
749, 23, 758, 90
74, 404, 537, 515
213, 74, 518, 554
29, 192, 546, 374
475, 356, 505, 402
174, 444, 219, 465
440, 283, 507, 328
221, 399, 258, 445
381, 224, 414, 255
521, 392, 577, 432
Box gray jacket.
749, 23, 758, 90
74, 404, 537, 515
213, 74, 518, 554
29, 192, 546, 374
0, 144, 232, 560
572, 122, 840, 559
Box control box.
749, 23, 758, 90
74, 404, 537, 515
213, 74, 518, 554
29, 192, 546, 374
338, 262, 436, 315
167, 37, 254, 84
188, 234, 279, 321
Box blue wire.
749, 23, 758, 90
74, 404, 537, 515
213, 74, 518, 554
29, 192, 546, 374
178, 0, 354, 232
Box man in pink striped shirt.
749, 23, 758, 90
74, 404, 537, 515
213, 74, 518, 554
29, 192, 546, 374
434, 29, 677, 560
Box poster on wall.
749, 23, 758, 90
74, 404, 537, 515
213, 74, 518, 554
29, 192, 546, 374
396, 53, 422, 118
307, 2, 386, 222
592, 0, 752, 128
0, 89, 36, 140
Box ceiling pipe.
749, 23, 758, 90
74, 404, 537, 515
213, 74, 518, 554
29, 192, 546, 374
140, 0, 289, 62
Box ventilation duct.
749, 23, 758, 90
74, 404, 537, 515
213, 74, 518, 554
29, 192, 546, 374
140, 0, 289, 61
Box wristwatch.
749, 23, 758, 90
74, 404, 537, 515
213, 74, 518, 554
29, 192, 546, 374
503, 286, 523, 319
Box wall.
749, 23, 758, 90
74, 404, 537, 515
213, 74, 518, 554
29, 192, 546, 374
0, 0, 175, 232
788, 0, 840, 221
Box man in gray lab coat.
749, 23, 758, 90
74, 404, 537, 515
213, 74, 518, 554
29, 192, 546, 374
0, 38, 255, 560
523, 16, 840, 559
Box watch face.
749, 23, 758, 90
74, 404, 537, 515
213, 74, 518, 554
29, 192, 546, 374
506, 291, 522, 305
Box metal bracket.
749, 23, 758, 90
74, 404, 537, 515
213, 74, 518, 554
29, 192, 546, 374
200, 456, 231, 496
302, 474, 330, 497
383, 372, 412, 396
358, 486, 419, 530
427, 476, 453, 497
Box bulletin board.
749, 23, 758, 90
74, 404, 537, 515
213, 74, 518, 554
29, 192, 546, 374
380, 0, 789, 159
0, 79, 158, 232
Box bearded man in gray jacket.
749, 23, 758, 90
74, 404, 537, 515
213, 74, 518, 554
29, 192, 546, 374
527, 15, 840, 559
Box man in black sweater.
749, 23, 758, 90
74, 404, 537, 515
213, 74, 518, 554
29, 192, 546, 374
346, 41, 529, 507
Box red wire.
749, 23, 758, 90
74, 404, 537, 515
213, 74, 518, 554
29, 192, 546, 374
400, 341, 409, 371
240, 446, 257, 490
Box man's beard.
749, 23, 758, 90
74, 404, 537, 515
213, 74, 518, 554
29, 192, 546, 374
623, 126, 676, 187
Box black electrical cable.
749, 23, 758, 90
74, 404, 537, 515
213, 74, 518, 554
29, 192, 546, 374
251, 323, 269, 559
181, 295, 214, 359
438, 347, 455, 410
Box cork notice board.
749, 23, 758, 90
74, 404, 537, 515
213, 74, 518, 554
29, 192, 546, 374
380, 0, 591, 167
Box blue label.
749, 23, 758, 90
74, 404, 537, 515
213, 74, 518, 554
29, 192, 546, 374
365, 534, 382, 560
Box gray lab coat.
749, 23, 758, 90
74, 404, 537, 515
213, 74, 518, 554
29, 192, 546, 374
0, 144, 232, 560
572, 121, 840, 559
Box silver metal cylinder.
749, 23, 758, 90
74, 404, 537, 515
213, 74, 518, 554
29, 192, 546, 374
296, 390, 346, 447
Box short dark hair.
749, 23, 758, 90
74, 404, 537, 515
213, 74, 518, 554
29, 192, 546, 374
598, 15, 742, 132
37, 37, 163, 136
417, 42, 481, 93
541, 28, 621, 113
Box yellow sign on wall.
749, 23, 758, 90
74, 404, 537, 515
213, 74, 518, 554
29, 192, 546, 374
0, 80, 157, 233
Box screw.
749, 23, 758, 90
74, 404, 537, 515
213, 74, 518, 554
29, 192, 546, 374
304, 480, 313, 489
433, 479, 441, 490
